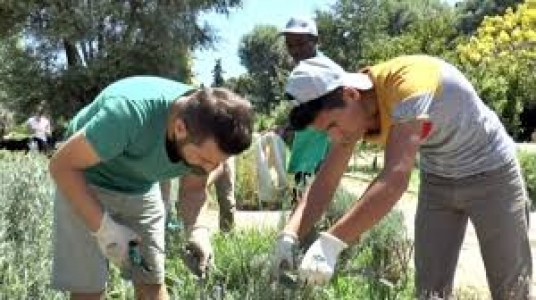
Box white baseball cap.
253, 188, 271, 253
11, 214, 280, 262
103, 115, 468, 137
280, 16, 318, 36
285, 56, 373, 106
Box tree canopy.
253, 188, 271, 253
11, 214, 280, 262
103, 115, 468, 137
0, 0, 243, 125
457, 0, 536, 138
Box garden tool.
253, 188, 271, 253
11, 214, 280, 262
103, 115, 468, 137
276, 250, 302, 290
128, 241, 152, 273
181, 246, 210, 299
278, 269, 300, 289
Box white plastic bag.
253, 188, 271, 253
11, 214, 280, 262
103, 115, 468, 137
254, 132, 287, 203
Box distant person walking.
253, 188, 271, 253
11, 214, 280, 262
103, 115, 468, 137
27, 106, 52, 152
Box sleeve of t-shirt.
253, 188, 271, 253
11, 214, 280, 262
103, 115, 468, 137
83, 96, 144, 161
392, 92, 434, 123
389, 65, 440, 124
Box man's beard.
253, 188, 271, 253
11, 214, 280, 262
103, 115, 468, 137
165, 135, 185, 163
165, 134, 209, 176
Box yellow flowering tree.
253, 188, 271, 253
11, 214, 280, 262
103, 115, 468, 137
458, 0, 536, 66
457, 0, 536, 139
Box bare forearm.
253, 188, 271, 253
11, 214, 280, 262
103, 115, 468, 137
285, 142, 355, 239
50, 167, 102, 231
178, 191, 207, 229
285, 189, 331, 237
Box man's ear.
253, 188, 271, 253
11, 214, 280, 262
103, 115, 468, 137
342, 86, 360, 103
174, 118, 188, 140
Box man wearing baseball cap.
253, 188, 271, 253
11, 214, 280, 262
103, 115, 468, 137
280, 16, 333, 208
272, 55, 532, 299
281, 16, 319, 62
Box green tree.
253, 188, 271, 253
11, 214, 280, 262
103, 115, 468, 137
316, 0, 451, 69
364, 3, 459, 64
0, 0, 243, 122
457, 0, 536, 138
456, 0, 525, 34
237, 25, 289, 112
315, 0, 383, 69
211, 58, 225, 87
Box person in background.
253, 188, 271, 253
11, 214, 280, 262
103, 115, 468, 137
272, 55, 532, 299
49, 76, 254, 300
280, 16, 333, 204
27, 106, 52, 152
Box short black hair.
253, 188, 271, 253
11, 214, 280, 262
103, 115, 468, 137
287, 87, 345, 130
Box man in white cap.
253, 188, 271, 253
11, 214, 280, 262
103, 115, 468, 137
280, 16, 332, 206
272, 55, 532, 299
281, 16, 319, 62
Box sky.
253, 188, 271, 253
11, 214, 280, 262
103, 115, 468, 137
192, 0, 336, 86
192, 0, 458, 86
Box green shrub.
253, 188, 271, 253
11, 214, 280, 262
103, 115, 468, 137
254, 101, 291, 132
0, 152, 63, 298
318, 185, 415, 300
518, 150, 536, 210
0, 152, 417, 299
235, 144, 261, 209
235, 135, 293, 211
350, 211, 414, 300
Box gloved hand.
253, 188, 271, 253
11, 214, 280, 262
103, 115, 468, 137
182, 225, 213, 278
271, 230, 299, 279
298, 232, 348, 285
91, 211, 140, 268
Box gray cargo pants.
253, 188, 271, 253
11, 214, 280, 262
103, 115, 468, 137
415, 159, 532, 299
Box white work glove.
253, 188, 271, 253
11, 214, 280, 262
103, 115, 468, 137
182, 225, 213, 278
271, 230, 299, 278
299, 232, 348, 285
91, 211, 140, 268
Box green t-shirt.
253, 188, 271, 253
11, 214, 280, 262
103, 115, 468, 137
287, 128, 331, 174
66, 76, 195, 193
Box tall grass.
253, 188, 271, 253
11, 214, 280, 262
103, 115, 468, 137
0, 151, 421, 299
0, 151, 64, 299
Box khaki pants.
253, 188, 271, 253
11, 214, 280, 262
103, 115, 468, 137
415, 160, 532, 299
52, 185, 166, 293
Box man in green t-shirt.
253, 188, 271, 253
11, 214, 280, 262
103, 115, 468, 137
49, 76, 254, 300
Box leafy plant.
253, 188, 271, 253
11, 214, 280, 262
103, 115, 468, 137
0, 152, 63, 298
518, 150, 536, 209
0, 151, 423, 299
350, 211, 414, 300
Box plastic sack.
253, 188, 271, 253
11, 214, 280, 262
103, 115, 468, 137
254, 132, 287, 203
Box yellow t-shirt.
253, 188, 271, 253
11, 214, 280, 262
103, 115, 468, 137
361, 55, 515, 178
365, 55, 442, 145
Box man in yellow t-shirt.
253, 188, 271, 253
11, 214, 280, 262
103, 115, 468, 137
272, 55, 532, 299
